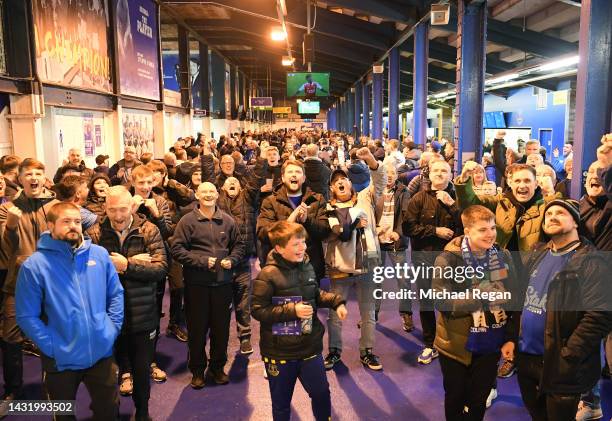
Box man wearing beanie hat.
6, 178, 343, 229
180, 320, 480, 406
503, 198, 612, 421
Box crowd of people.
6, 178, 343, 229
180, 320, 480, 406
0, 128, 610, 421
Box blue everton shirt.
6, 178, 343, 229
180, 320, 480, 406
519, 250, 573, 355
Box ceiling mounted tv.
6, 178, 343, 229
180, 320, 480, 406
287, 72, 330, 98
298, 101, 320, 114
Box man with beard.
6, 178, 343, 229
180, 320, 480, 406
88, 187, 167, 421
455, 162, 558, 378
218, 176, 258, 355
0, 159, 58, 412
323, 147, 386, 371
506, 199, 612, 421
404, 159, 463, 365
109, 146, 142, 186
15, 202, 124, 420
171, 182, 245, 388
257, 159, 330, 282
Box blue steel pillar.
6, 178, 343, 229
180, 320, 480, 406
412, 22, 429, 147
347, 90, 355, 136
354, 84, 362, 138
372, 68, 383, 140
388, 47, 400, 139
571, 0, 612, 198
362, 81, 371, 137
455, 0, 487, 171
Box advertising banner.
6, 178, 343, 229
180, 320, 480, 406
83, 113, 94, 157
114, 0, 160, 100
250, 97, 273, 110
32, 0, 111, 92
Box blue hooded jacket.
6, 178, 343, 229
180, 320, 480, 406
15, 232, 124, 371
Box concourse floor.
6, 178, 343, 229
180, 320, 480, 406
11, 281, 612, 420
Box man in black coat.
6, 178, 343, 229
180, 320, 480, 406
508, 199, 612, 421
256, 160, 330, 281
171, 182, 245, 389
88, 186, 168, 421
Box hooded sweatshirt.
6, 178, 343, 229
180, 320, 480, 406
15, 233, 124, 371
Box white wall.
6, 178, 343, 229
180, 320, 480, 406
0, 106, 12, 157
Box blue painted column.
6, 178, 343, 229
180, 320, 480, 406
354, 83, 362, 138
347, 90, 355, 136
571, 0, 612, 198
455, 0, 487, 171
362, 81, 371, 137
388, 47, 400, 139
337, 99, 343, 133
327, 106, 336, 131
372, 68, 383, 140
412, 22, 429, 148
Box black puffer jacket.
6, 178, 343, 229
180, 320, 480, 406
88, 215, 168, 334
403, 184, 462, 251
303, 158, 332, 200
579, 195, 611, 251
517, 240, 612, 394
256, 185, 330, 280
251, 252, 345, 360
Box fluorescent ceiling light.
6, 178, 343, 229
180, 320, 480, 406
486, 73, 520, 85
537, 55, 579, 72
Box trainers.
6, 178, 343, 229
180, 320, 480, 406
417, 347, 439, 364
166, 323, 188, 342
150, 363, 167, 382
263, 365, 268, 379
240, 338, 254, 355
119, 373, 133, 396
324, 349, 342, 370
360, 349, 383, 371
22, 341, 41, 358
0, 394, 18, 418
486, 388, 498, 409
190, 371, 205, 389
208, 369, 229, 385
576, 400, 603, 421
401, 313, 414, 332
497, 359, 516, 378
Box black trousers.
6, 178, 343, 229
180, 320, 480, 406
43, 356, 119, 421
1, 293, 23, 397
168, 258, 185, 326
413, 252, 438, 347
184, 283, 232, 373
516, 353, 581, 421
438, 352, 499, 421
233, 264, 252, 340
115, 331, 155, 417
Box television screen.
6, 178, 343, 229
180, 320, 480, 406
298, 101, 320, 114
287, 72, 330, 98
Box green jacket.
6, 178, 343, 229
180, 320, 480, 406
454, 177, 556, 251
433, 236, 519, 366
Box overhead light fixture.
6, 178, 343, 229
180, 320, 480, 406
536, 55, 579, 72
271, 27, 286, 41
281, 56, 295, 66
486, 73, 519, 85
279, 0, 288, 16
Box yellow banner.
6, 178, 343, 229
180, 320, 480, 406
273, 107, 292, 114
553, 90, 567, 105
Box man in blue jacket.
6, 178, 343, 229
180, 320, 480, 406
15, 202, 124, 421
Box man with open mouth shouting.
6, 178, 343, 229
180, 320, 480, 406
257, 159, 330, 283
0, 159, 58, 413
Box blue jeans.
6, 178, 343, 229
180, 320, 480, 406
327, 273, 376, 352
374, 249, 413, 314
265, 354, 331, 421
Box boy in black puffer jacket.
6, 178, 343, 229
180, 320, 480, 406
252, 221, 347, 421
